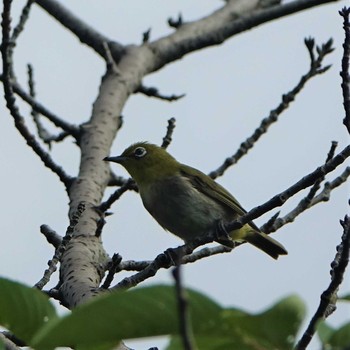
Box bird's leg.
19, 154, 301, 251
164, 246, 187, 266
214, 220, 235, 248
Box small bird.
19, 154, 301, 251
104, 142, 287, 259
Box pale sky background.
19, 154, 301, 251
0, 1, 349, 349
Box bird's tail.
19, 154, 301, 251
244, 228, 288, 260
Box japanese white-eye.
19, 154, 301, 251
104, 142, 287, 259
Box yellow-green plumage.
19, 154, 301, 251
104, 142, 287, 259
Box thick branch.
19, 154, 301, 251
35, 0, 125, 60
149, 0, 340, 72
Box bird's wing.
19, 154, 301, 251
180, 164, 247, 215
180, 165, 261, 232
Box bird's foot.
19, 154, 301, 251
163, 246, 186, 266
214, 220, 235, 248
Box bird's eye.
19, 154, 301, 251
134, 147, 147, 159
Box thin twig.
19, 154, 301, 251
142, 28, 151, 43
102, 41, 121, 74
136, 85, 185, 102
209, 37, 334, 179
34, 202, 86, 290
168, 13, 183, 29
99, 178, 137, 213
1, 3, 73, 189
311, 166, 350, 205
161, 117, 176, 149
101, 253, 122, 289
263, 141, 338, 233
0, 76, 81, 137
224, 144, 350, 233
107, 174, 130, 187
339, 7, 350, 134
11, 0, 34, 42
172, 266, 196, 350
27, 64, 56, 148
295, 215, 350, 350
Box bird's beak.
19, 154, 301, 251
103, 156, 126, 164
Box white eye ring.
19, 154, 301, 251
134, 147, 147, 159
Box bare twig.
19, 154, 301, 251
11, 0, 34, 43
107, 174, 130, 187
1, 3, 73, 189
209, 37, 334, 179
263, 141, 339, 233
225, 145, 350, 233
0, 77, 80, 137
311, 166, 350, 205
35, 0, 125, 59
101, 253, 122, 289
172, 266, 196, 350
161, 117, 176, 149
40, 224, 62, 248
34, 202, 86, 290
27, 64, 56, 148
136, 85, 185, 102
103, 41, 121, 74
99, 178, 137, 213
168, 13, 183, 29
142, 28, 151, 43
295, 215, 350, 350
339, 7, 350, 134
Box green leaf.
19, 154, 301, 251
339, 294, 350, 302
328, 322, 350, 349
31, 285, 223, 350
0, 337, 5, 350
167, 295, 306, 350
317, 321, 335, 345
0, 277, 57, 344
167, 335, 257, 350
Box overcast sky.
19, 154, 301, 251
0, 1, 349, 349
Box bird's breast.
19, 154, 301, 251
139, 175, 228, 242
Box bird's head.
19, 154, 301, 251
104, 142, 180, 186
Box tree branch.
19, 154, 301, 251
149, 0, 340, 72
161, 117, 176, 149
1, 0, 73, 189
136, 85, 185, 102
11, 0, 34, 43
27, 64, 68, 147
40, 224, 62, 248
339, 7, 350, 134
262, 141, 340, 233
209, 37, 333, 179
295, 215, 350, 350
0, 76, 80, 138
35, 0, 125, 60
224, 144, 350, 233
172, 266, 196, 350
34, 202, 86, 290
